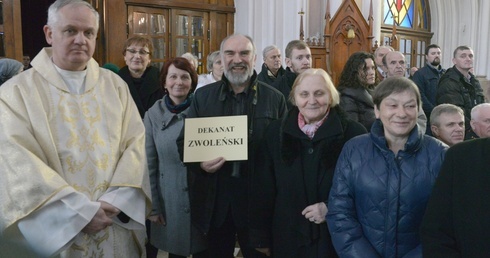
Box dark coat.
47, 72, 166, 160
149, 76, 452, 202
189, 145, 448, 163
257, 63, 285, 86
327, 120, 447, 258
271, 67, 298, 110
412, 63, 445, 117
249, 106, 366, 258
436, 66, 484, 129
183, 71, 287, 235
421, 138, 490, 258
118, 65, 164, 118
338, 87, 375, 131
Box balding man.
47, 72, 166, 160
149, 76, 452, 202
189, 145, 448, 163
374, 45, 394, 80
383, 51, 407, 78
468, 103, 490, 139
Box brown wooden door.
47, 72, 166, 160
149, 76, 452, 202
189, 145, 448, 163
381, 31, 431, 70
1, 0, 23, 60
171, 9, 209, 74
128, 6, 169, 71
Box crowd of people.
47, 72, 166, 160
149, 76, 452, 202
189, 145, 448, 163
1, 0, 489, 258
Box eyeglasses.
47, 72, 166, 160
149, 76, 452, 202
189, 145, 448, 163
126, 48, 150, 56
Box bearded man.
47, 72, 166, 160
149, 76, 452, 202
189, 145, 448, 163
180, 34, 287, 257
412, 44, 446, 134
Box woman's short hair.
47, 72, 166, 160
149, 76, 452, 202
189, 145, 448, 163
206, 51, 220, 72
122, 35, 154, 57
160, 57, 198, 93
372, 77, 421, 110
289, 68, 340, 107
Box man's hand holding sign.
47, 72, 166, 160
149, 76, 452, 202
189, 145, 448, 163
184, 115, 248, 174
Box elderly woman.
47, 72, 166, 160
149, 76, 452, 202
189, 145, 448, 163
118, 35, 163, 118
144, 57, 208, 258
337, 51, 377, 131
196, 50, 223, 90
181, 52, 198, 71
249, 68, 366, 257
327, 77, 447, 258
0, 58, 23, 86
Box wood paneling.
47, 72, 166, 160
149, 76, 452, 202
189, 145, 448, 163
310, 46, 327, 73
322, 0, 373, 85
125, 0, 234, 12
6, 0, 234, 67
102, 0, 235, 68
103, 0, 129, 67
2, 0, 23, 60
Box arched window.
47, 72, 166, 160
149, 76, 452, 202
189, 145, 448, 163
381, 0, 432, 69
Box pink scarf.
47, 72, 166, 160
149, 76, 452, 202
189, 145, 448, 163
298, 109, 329, 139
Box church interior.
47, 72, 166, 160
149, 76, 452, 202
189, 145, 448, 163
1, 0, 488, 96
0, 1, 488, 257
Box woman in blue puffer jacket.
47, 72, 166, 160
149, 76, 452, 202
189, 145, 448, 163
326, 77, 447, 258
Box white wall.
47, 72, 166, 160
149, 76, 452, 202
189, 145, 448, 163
234, 0, 302, 71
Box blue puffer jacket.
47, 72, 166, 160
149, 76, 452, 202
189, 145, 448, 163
327, 120, 447, 258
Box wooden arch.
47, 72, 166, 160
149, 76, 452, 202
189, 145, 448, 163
308, 0, 373, 85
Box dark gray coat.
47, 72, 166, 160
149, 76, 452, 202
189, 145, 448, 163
338, 87, 375, 131
144, 97, 207, 256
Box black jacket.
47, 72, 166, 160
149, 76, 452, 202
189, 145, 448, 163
271, 67, 298, 110
118, 65, 164, 118
257, 63, 285, 86
249, 106, 366, 258
421, 138, 490, 257
436, 66, 484, 129
184, 71, 287, 235
412, 63, 445, 117
338, 87, 375, 131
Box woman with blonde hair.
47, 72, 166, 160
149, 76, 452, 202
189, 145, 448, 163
250, 68, 366, 257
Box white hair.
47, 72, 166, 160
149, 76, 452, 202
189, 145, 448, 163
47, 0, 99, 31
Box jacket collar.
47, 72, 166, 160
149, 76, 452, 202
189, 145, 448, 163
260, 63, 285, 78
370, 119, 424, 155
31, 47, 100, 93
280, 107, 346, 163
218, 70, 259, 102
425, 62, 445, 75
446, 65, 475, 81
147, 95, 190, 131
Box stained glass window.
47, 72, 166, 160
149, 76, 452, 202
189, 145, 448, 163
416, 0, 429, 29
383, 0, 428, 30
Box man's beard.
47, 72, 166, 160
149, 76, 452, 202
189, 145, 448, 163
430, 58, 440, 66
225, 63, 251, 85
